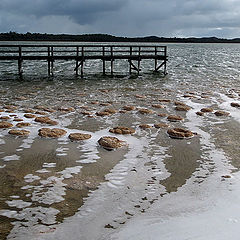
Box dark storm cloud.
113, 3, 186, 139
1, 0, 240, 37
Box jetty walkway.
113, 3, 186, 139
0, 44, 167, 78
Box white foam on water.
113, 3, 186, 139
0, 164, 6, 168
43, 163, 56, 168
58, 166, 83, 179
36, 169, 51, 173
24, 174, 41, 183
2, 154, 20, 161
6, 200, 32, 209
10, 195, 20, 199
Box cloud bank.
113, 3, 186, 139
1, 0, 240, 38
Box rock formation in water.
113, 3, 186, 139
200, 107, 213, 113
38, 128, 67, 138
0, 121, 13, 128
35, 117, 58, 125
167, 128, 194, 139
8, 129, 30, 136
109, 126, 135, 134
167, 115, 184, 122
98, 136, 126, 150
68, 133, 92, 141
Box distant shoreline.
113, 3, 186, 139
1, 32, 240, 43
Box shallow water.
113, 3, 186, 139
0, 42, 240, 239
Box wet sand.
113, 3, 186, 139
0, 43, 240, 240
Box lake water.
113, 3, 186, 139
0, 42, 239, 239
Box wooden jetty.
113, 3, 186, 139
0, 44, 168, 78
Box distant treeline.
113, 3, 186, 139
1, 32, 240, 43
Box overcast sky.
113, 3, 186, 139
0, 0, 240, 38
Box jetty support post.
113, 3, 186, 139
81, 47, 84, 78
154, 46, 167, 75
74, 46, 84, 78
75, 46, 79, 76
110, 46, 114, 76
18, 46, 23, 78
102, 46, 106, 75
154, 46, 158, 72
138, 47, 141, 75
47, 47, 54, 76
129, 47, 132, 75
164, 46, 167, 75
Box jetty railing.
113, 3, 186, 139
0, 44, 168, 78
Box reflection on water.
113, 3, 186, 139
0, 42, 240, 239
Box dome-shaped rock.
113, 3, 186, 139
200, 108, 213, 113
35, 117, 58, 125
167, 128, 194, 139
109, 126, 135, 135
214, 110, 230, 116
8, 129, 30, 136
98, 136, 126, 150
167, 115, 184, 122
68, 133, 92, 141
230, 102, 240, 108
16, 122, 31, 128
38, 128, 67, 138
0, 121, 13, 128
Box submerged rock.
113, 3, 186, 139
58, 107, 75, 112
154, 123, 170, 129
38, 128, 67, 138
139, 124, 152, 129
13, 118, 24, 122
167, 115, 184, 122
175, 105, 191, 111
196, 111, 204, 116
24, 114, 36, 118
152, 104, 164, 109
200, 107, 213, 113
68, 133, 92, 141
135, 94, 146, 99
96, 111, 111, 117
0, 121, 13, 128
158, 99, 171, 103
122, 105, 135, 111
16, 122, 31, 128
174, 101, 186, 106
8, 129, 30, 136
35, 117, 58, 125
0, 116, 10, 120
138, 108, 154, 114
214, 110, 230, 116
167, 128, 195, 139
35, 111, 48, 115
230, 102, 240, 108
103, 108, 117, 114
23, 109, 35, 113
109, 126, 135, 134
158, 113, 167, 117
98, 136, 126, 150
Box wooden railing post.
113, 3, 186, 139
110, 46, 113, 76
102, 46, 106, 75
154, 46, 157, 72
47, 47, 51, 76
81, 47, 84, 78
138, 47, 141, 74
129, 46, 132, 74
18, 46, 23, 78
76, 46, 79, 76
